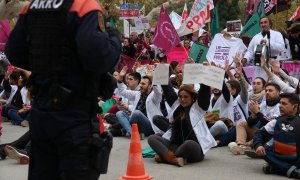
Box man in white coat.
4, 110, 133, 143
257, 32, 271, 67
116, 74, 163, 137
242, 16, 285, 80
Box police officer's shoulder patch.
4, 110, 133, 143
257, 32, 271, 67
98, 12, 105, 32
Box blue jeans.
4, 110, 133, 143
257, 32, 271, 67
264, 145, 300, 177
7, 109, 30, 125
217, 126, 236, 147
210, 121, 228, 137
116, 110, 154, 136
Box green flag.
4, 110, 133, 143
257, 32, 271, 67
189, 43, 209, 64
110, 18, 117, 29
240, 0, 265, 37
210, 5, 219, 37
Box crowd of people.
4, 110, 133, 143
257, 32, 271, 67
0, 13, 300, 180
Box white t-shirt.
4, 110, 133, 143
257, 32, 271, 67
232, 95, 248, 125
259, 100, 280, 122
206, 33, 247, 67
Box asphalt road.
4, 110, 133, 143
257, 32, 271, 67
0, 122, 292, 180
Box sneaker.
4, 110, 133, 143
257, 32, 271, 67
230, 145, 251, 155
245, 150, 263, 159
20, 120, 29, 127
4, 145, 29, 164
262, 163, 275, 174
291, 169, 300, 179
228, 142, 238, 149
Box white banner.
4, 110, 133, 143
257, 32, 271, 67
177, 0, 213, 37
182, 64, 205, 84
135, 17, 150, 30
183, 64, 225, 89
152, 64, 170, 85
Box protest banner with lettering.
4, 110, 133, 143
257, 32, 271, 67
226, 20, 242, 35
135, 17, 150, 30
189, 43, 209, 63
176, 0, 213, 37
152, 64, 170, 85
182, 64, 204, 84
282, 61, 300, 79
0, 20, 11, 52
201, 66, 225, 90
120, 3, 139, 20
167, 47, 189, 68
206, 33, 247, 67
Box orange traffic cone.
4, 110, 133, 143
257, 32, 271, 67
118, 124, 153, 180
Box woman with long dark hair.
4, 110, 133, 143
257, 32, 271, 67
148, 83, 216, 167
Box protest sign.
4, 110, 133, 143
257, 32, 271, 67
167, 47, 189, 68
118, 55, 136, 73
189, 43, 209, 63
282, 61, 300, 79
206, 33, 247, 67
243, 66, 255, 83
201, 66, 225, 90
226, 20, 242, 34
152, 64, 169, 85
182, 64, 204, 84
135, 17, 150, 30
119, 3, 139, 20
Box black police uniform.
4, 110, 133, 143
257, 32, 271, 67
5, 0, 121, 179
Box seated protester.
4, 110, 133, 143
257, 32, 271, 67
215, 78, 248, 146
152, 74, 183, 133
263, 58, 298, 93
148, 84, 216, 167
108, 67, 142, 136
253, 93, 300, 179
206, 80, 233, 138
0, 130, 30, 164
7, 104, 31, 127
230, 82, 281, 155
2, 70, 30, 119
0, 71, 20, 106
116, 72, 163, 137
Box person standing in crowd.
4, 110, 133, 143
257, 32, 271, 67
122, 37, 136, 59
242, 16, 285, 69
253, 93, 300, 179
5, 0, 121, 179
288, 23, 300, 60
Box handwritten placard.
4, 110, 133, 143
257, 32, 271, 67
152, 64, 169, 85
182, 64, 204, 84
201, 66, 225, 90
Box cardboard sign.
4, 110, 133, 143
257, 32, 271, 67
201, 66, 225, 90
135, 65, 147, 77
189, 43, 209, 63
182, 64, 204, 84
183, 64, 225, 89
152, 64, 170, 85
226, 20, 242, 35
135, 17, 150, 30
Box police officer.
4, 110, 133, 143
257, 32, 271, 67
5, 0, 121, 179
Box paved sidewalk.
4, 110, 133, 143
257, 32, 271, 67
0, 122, 291, 180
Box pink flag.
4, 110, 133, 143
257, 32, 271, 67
152, 6, 180, 54
0, 20, 11, 52
181, 3, 188, 24
118, 54, 136, 73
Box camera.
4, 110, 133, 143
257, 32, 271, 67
254, 44, 269, 66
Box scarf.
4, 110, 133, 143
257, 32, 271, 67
249, 90, 265, 104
